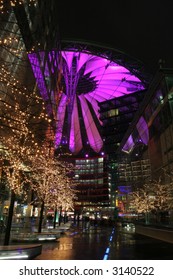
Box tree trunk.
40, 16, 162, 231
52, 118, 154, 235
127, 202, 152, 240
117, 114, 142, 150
156, 211, 161, 224
53, 207, 57, 229
145, 212, 150, 225
4, 190, 15, 245
59, 207, 62, 226
38, 200, 44, 233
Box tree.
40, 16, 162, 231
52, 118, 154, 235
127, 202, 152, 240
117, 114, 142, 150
0, 135, 31, 245
151, 179, 173, 223
29, 154, 77, 232
129, 179, 173, 224
129, 185, 155, 224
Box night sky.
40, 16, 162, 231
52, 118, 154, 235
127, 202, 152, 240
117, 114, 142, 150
56, 1, 173, 75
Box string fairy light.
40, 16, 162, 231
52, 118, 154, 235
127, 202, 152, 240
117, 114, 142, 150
129, 180, 173, 223
0, 0, 37, 14
0, 36, 25, 58
29, 155, 77, 211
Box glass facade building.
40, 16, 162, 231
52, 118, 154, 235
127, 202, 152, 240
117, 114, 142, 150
118, 69, 173, 181
74, 156, 110, 211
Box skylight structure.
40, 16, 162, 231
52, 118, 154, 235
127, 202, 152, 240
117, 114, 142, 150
28, 44, 147, 155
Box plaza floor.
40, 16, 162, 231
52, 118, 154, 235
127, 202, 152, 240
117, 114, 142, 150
34, 224, 173, 260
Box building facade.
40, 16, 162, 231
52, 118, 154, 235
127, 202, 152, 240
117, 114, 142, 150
118, 68, 173, 182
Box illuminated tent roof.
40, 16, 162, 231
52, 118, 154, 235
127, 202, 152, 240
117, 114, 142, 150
28, 42, 149, 155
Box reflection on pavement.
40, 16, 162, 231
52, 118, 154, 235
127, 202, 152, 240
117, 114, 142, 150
59, 243, 73, 250
35, 225, 173, 260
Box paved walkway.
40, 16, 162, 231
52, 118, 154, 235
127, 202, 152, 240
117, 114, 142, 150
35, 225, 112, 260
35, 224, 173, 260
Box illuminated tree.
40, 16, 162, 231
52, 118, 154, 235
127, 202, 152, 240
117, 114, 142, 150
0, 139, 29, 245
151, 179, 173, 223
129, 179, 173, 224
29, 154, 77, 232
129, 185, 155, 224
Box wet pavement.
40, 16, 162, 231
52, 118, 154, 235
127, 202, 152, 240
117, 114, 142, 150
35, 224, 173, 260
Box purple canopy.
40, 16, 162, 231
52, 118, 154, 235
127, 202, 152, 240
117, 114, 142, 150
28, 49, 145, 154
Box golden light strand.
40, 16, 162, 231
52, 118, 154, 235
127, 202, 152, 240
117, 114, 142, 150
0, 0, 37, 14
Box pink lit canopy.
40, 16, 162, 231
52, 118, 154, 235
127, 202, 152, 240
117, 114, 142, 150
28, 45, 147, 155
